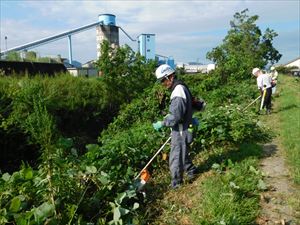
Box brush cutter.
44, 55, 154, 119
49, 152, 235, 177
260, 88, 267, 111
242, 95, 261, 112
134, 136, 171, 190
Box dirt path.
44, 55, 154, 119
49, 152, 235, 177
257, 140, 298, 225
256, 105, 299, 224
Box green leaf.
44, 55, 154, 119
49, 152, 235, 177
86, 144, 100, 152
9, 197, 21, 213
109, 202, 116, 209
125, 190, 136, 199
211, 163, 222, 173
86, 166, 97, 174
119, 207, 129, 216
133, 202, 139, 210
2, 173, 10, 182
98, 175, 109, 185
229, 181, 240, 189
257, 179, 267, 190
57, 137, 73, 149
249, 165, 260, 175
66, 204, 76, 220
71, 148, 78, 157
33, 202, 55, 223
101, 171, 108, 177
113, 207, 121, 222
23, 168, 33, 180
116, 192, 126, 205
227, 159, 234, 168
0, 209, 8, 224
15, 216, 27, 225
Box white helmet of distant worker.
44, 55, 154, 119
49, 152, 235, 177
252, 68, 260, 76
155, 64, 175, 81
270, 66, 275, 71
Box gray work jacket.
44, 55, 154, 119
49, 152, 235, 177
162, 80, 193, 133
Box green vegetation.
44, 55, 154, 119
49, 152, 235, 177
193, 144, 264, 225
207, 8, 281, 82
4, 51, 22, 61
275, 65, 299, 75
0, 9, 285, 225
140, 142, 266, 225
0, 42, 156, 224
3, 50, 60, 63
277, 75, 300, 183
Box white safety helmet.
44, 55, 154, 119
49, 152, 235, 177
155, 64, 175, 81
270, 66, 275, 71
252, 68, 260, 76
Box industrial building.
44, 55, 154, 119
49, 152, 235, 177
138, 34, 155, 60
96, 14, 119, 59
0, 14, 176, 77
177, 62, 215, 74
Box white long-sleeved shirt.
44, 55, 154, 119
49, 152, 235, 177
257, 73, 272, 90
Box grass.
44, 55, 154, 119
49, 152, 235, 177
134, 75, 299, 225
191, 144, 263, 225
259, 74, 300, 221
276, 75, 300, 184
142, 143, 264, 225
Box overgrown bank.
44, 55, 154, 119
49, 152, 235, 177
0, 71, 268, 224
145, 75, 300, 225
0, 9, 283, 225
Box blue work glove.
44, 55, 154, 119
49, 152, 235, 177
192, 117, 200, 126
152, 121, 163, 131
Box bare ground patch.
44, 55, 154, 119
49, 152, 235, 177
256, 141, 300, 225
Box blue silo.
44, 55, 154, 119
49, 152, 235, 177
98, 14, 116, 26
96, 14, 119, 59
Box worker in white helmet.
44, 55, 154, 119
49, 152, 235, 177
252, 68, 272, 114
153, 64, 198, 188
269, 66, 278, 94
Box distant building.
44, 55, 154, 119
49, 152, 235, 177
176, 62, 185, 68
284, 57, 300, 68
207, 64, 216, 73
176, 62, 215, 74
67, 67, 98, 77
281, 57, 300, 77
66, 59, 98, 77
138, 34, 155, 60
62, 59, 82, 68
82, 60, 97, 68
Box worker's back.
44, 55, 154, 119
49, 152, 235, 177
257, 73, 272, 90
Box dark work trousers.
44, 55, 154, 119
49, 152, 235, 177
169, 130, 197, 188
263, 87, 272, 110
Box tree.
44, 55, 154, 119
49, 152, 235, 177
24, 51, 37, 61
5, 51, 22, 61
95, 40, 156, 104
207, 9, 282, 82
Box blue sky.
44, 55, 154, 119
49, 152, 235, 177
1, 0, 299, 65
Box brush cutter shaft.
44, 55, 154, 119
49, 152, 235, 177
135, 136, 171, 180
260, 89, 267, 110
242, 95, 261, 111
